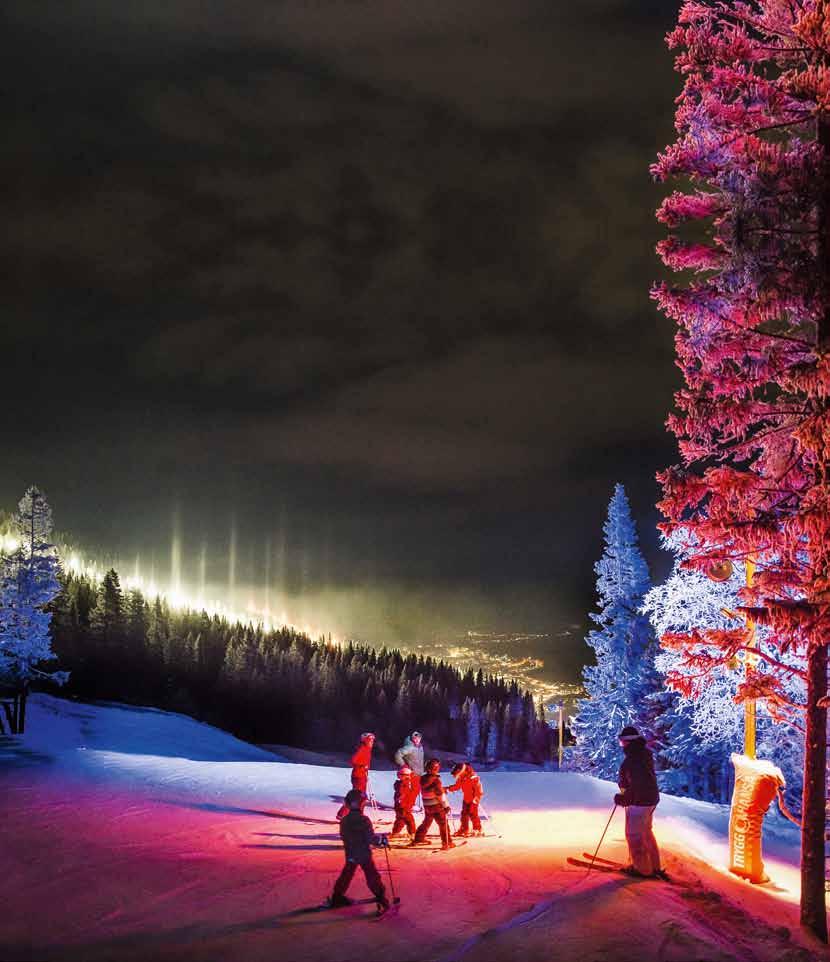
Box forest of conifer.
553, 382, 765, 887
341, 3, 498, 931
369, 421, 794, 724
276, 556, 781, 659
46, 566, 555, 763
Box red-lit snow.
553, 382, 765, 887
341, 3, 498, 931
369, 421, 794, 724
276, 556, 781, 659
0, 695, 824, 962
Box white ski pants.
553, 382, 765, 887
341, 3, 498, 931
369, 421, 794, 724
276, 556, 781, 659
624, 805, 661, 876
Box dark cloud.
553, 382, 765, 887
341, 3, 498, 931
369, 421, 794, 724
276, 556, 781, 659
1, 0, 680, 654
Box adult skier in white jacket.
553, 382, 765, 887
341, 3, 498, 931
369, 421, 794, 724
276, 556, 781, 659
394, 732, 424, 775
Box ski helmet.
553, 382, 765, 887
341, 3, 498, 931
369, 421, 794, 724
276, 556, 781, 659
618, 726, 640, 743
360, 732, 375, 742
451, 763, 466, 777
411, 731, 422, 742
345, 789, 366, 808
426, 757, 440, 773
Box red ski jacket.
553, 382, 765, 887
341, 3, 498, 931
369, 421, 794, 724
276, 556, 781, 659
350, 742, 373, 771
394, 775, 420, 810
448, 768, 483, 804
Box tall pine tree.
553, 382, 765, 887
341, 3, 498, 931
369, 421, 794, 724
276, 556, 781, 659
652, 1, 830, 937
0, 487, 65, 686
573, 484, 658, 778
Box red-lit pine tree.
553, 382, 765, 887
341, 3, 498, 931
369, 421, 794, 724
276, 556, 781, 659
652, 1, 830, 941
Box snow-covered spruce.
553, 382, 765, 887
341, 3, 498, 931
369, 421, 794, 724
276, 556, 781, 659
572, 484, 663, 778
0, 486, 67, 687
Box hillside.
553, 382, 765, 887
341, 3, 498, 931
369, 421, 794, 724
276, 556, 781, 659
0, 695, 823, 962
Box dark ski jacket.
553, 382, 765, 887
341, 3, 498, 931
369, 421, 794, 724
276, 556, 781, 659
617, 737, 660, 807
394, 774, 420, 810
420, 772, 448, 811
339, 810, 381, 863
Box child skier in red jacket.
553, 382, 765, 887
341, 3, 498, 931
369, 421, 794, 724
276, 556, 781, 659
391, 765, 419, 839
448, 762, 484, 836
336, 732, 375, 820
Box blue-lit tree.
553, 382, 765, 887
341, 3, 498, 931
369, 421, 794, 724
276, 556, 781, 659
642, 531, 805, 806
572, 484, 658, 778
0, 487, 66, 685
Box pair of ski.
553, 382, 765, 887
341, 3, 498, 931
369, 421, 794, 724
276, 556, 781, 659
297, 896, 401, 921
567, 853, 670, 881
567, 852, 626, 873
389, 839, 468, 854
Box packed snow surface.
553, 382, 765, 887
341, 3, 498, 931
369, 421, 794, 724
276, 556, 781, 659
0, 695, 824, 961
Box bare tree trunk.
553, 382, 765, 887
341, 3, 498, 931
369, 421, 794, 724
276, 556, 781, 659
803, 116, 830, 943
801, 644, 827, 942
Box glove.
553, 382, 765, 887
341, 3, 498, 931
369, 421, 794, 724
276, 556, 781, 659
614, 793, 625, 806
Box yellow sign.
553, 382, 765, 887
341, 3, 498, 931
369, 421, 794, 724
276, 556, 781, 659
728, 754, 785, 884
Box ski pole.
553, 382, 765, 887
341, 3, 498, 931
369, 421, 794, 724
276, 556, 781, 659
367, 775, 379, 813
382, 842, 401, 904
585, 804, 617, 879
480, 801, 500, 837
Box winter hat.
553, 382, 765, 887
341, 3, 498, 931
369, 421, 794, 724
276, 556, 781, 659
397, 765, 412, 777
618, 726, 640, 742
411, 731, 422, 740
451, 763, 466, 776
361, 732, 375, 741
345, 789, 366, 808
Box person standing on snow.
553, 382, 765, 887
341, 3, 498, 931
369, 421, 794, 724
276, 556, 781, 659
390, 765, 419, 840
330, 789, 391, 915
614, 726, 665, 878
447, 762, 484, 837
394, 731, 424, 809
394, 731, 424, 774
413, 758, 454, 849
336, 732, 376, 820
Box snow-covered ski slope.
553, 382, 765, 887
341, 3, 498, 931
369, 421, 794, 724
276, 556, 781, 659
0, 695, 822, 962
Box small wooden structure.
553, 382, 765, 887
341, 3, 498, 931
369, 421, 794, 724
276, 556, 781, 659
0, 683, 28, 734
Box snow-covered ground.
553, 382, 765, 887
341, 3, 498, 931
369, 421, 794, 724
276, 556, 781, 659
0, 695, 824, 961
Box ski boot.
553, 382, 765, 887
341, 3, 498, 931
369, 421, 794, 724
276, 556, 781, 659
328, 894, 354, 908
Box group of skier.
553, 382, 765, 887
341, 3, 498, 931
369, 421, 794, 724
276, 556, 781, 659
329, 722, 664, 916
329, 730, 489, 915
336, 730, 486, 847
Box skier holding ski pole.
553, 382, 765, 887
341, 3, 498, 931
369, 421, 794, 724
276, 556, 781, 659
413, 758, 454, 850
447, 762, 484, 837
614, 726, 666, 879
336, 732, 376, 820
390, 766, 419, 840
330, 790, 392, 917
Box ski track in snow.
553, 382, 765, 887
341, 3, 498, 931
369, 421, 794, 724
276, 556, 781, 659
0, 695, 825, 962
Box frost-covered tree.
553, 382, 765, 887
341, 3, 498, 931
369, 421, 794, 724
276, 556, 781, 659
652, 1, 830, 937
572, 485, 659, 778
0, 487, 66, 685
642, 532, 805, 804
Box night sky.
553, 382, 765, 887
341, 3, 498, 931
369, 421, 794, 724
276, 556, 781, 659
2, 1, 681, 673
